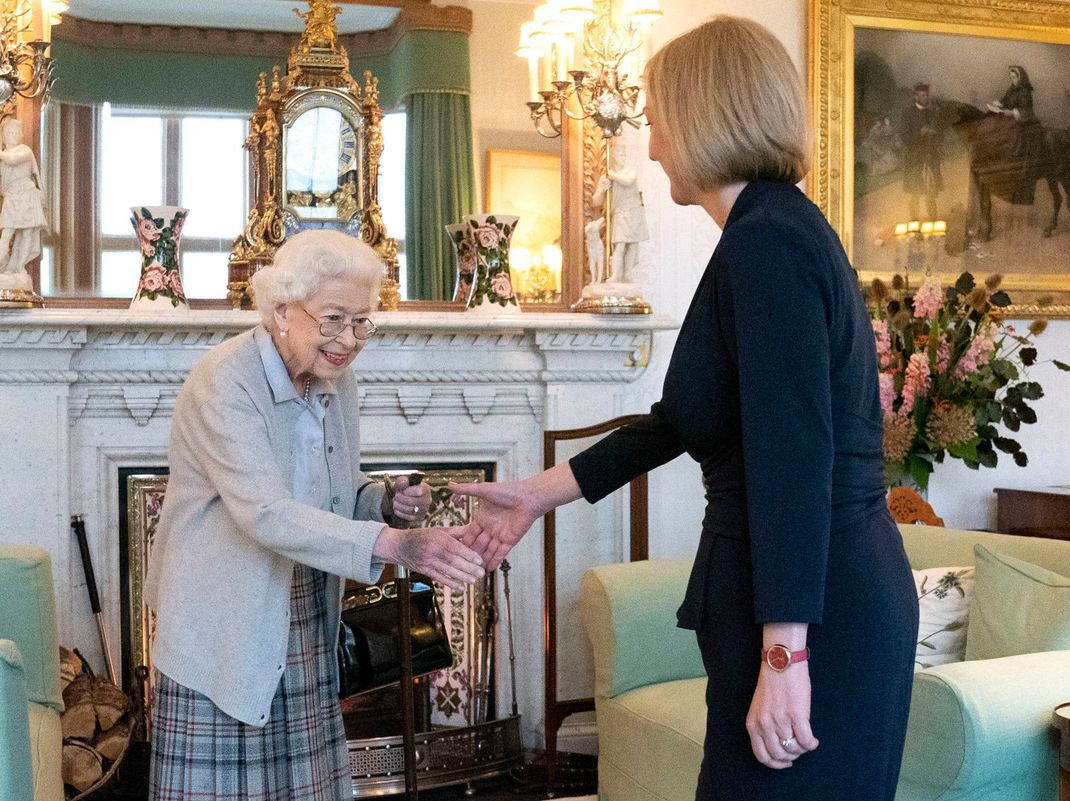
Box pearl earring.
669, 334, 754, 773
280, 329, 288, 338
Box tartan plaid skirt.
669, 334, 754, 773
149, 563, 350, 801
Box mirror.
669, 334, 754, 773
35, 1, 564, 308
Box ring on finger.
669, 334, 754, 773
413, 505, 419, 515
780, 735, 796, 748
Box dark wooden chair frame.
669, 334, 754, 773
542, 415, 649, 793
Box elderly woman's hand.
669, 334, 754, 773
389, 475, 433, 525
372, 522, 485, 591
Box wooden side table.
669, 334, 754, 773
1054, 702, 1070, 801
994, 486, 1070, 541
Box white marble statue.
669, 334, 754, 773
0, 119, 47, 290
590, 141, 648, 284
584, 216, 605, 285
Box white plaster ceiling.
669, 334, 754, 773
64, 1, 401, 34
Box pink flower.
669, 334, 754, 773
912, 274, 943, 320
935, 336, 951, 374
138, 217, 161, 243
458, 247, 476, 274
899, 352, 931, 417
490, 272, 513, 299
872, 319, 893, 370
878, 372, 896, 417
140, 242, 156, 258
955, 324, 996, 379
474, 225, 501, 249
139, 263, 167, 293
167, 269, 185, 296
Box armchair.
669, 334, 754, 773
579, 525, 1070, 801
0, 545, 65, 801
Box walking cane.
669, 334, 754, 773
394, 472, 425, 801
71, 515, 118, 685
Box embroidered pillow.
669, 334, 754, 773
912, 566, 975, 672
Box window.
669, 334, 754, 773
98, 105, 249, 299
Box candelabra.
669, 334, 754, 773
0, 0, 65, 109
517, 0, 660, 139
894, 219, 947, 289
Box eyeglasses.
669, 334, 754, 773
300, 306, 379, 340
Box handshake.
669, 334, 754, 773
372, 477, 544, 592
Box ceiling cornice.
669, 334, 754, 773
53, 4, 472, 58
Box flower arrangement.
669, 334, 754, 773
868, 270, 1069, 490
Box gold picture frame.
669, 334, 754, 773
485, 149, 562, 305
809, 0, 1070, 317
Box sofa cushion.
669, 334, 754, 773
965, 545, 1070, 661
597, 677, 705, 801
913, 566, 973, 671
0, 547, 63, 710
27, 702, 64, 801
0, 640, 34, 801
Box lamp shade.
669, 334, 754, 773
623, 0, 662, 25
516, 20, 544, 58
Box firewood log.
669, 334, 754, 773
94, 716, 131, 761
93, 681, 130, 730
61, 676, 97, 741
62, 741, 102, 793
58, 647, 83, 692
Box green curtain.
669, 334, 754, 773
404, 91, 476, 301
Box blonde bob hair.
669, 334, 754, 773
250, 229, 383, 328
643, 15, 810, 191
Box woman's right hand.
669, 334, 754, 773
447, 480, 542, 571
372, 522, 485, 591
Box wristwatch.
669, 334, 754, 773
761, 644, 810, 672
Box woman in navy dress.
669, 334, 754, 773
453, 15, 918, 801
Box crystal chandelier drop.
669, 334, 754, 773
517, 0, 661, 139
0, 0, 66, 108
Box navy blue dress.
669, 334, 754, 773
570, 180, 918, 800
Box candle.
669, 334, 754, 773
528, 55, 540, 103
934, 220, 947, 234
894, 223, 908, 237
920, 221, 934, 235
907, 220, 920, 233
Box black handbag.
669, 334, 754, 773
337, 574, 454, 698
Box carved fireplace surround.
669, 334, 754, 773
0, 308, 674, 747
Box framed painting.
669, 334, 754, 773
809, 0, 1070, 316
485, 149, 562, 304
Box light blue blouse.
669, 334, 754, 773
256, 331, 335, 511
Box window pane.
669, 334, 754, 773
380, 112, 405, 242
181, 117, 247, 238
100, 109, 163, 237
39, 248, 52, 295
100, 251, 141, 298
181, 251, 229, 299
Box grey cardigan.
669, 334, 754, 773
144, 326, 387, 726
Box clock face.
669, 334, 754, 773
338, 120, 357, 173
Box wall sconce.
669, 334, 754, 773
0, 0, 66, 108
517, 0, 661, 139
893, 219, 947, 288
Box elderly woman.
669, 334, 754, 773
145, 229, 484, 801
453, 16, 917, 801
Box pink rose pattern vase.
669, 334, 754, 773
131, 206, 189, 307
446, 222, 476, 305
462, 213, 519, 309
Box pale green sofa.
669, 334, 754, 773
579, 525, 1070, 801
0, 546, 65, 801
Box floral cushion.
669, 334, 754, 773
912, 566, 975, 671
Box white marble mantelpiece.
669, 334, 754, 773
0, 308, 676, 747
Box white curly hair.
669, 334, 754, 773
250, 229, 384, 329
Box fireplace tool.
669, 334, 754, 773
394, 472, 425, 801
71, 515, 118, 684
